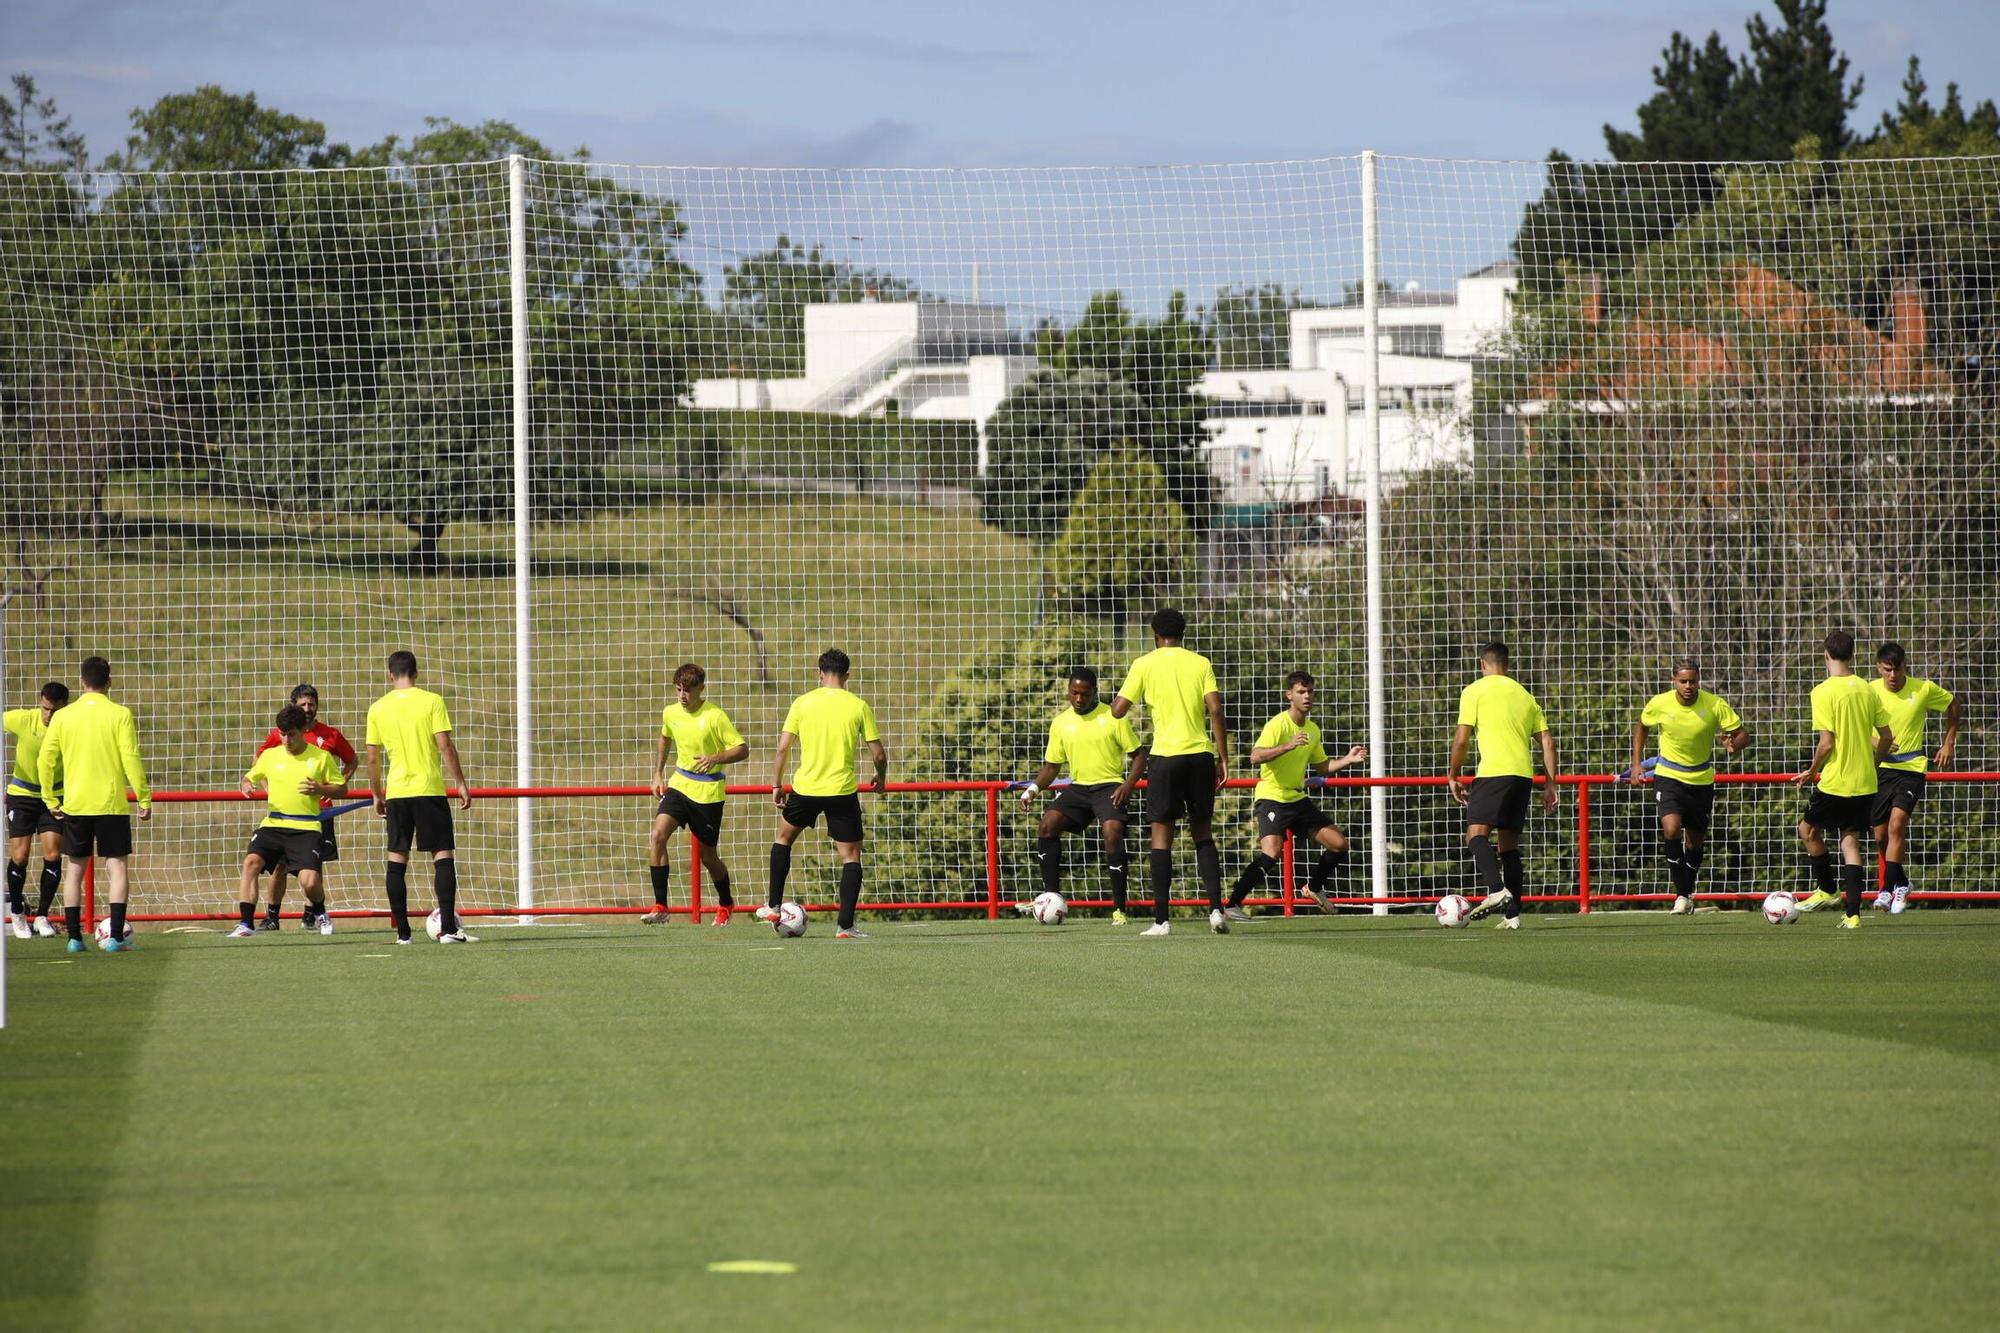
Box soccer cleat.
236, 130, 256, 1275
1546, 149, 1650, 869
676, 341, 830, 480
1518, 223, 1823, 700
228, 922, 257, 938
437, 929, 476, 944
1669, 895, 1692, 915
1463, 889, 1513, 923
317, 912, 336, 936
1011, 900, 1036, 917
1495, 916, 1520, 930
1872, 889, 1893, 912
711, 907, 732, 927
258, 915, 280, 932
753, 905, 779, 923
1837, 914, 1860, 930
835, 927, 868, 939
1110, 909, 1129, 926
33, 915, 57, 938
66, 937, 85, 954
102, 935, 129, 952
1298, 883, 1335, 914
1140, 921, 1171, 937
1795, 889, 1838, 913
9, 912, 29, 940
1208, 908, 1230, 935
1889, 885, 1910, 915
394, 935, 414, 945
639, 907, 672, 925
1222, 905, 1253, 923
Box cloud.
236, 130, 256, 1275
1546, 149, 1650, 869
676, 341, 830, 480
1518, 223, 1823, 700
1393, 4, 1747, 107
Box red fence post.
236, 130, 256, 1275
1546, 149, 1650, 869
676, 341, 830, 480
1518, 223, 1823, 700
83, 856, 95, 934
689, 835, 703, 924
1575, 779, 1592, 915
985, 785, 1001, 920
1281, 830, 1296, 916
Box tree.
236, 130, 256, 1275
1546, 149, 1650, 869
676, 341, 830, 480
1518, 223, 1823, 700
101, 86, 349, 172
0, 74, 87, 170
1045, 446, 1193, 628
1208, 282, 1303, 369
1860, 57, 2000, 157
720, 234, 918, 377
977, 367, 1143, 541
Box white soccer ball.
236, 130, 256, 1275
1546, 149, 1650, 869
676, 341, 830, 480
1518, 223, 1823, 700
1030, 891, 1068, 925
1435, 894, 1470, 928
773, 901, 809, 938
425, 907, 444, 941
93, 916, 129, 944
1762, 891, 1800, 926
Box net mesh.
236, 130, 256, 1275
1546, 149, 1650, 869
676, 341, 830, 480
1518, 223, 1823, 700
1, 152, 1994, 917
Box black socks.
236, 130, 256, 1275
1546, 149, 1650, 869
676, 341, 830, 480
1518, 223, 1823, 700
1106, 855, 1128, 913
385, 860, 410, 937
649, 863, 671, 908
837, 862, 862, 930
1839, 863, 1865, 917
1499, 850, 1524, 918
1194, 839, 1221, 912
38, 859, 59, 917
1230, 853, 1277, 908
1149, 848, 1172, 923
1468, 835, 1502, 895
768, 844, 791, 908
434, 858, 459, 934
5, 859, 23, 914
1809, 852, 1834, 897
1036, 837, 1062, 897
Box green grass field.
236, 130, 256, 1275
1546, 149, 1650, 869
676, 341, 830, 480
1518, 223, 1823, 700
6, 910, 1997, 1330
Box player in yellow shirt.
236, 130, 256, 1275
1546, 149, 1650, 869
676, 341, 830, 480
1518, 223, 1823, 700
1790, 631, 1894, 927
1017, 667, 1147, 922
1111, 608, 1231, 936
39, 657, 150, 953
1629, 657, 1749, 915
365, 651, 474, 945
1868, 642, 1960, 914
6, 681, 69, 939
1225, 671, 1367, 921
1446, 641, 1559, 928
762, 649, 886, 938
646, 663, 748, 926
233, 705, 350, 938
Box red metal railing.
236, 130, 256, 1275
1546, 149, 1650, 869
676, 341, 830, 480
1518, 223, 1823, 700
74, 771, 2000, 928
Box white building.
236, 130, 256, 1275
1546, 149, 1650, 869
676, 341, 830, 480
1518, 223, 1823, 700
689, 300, 1037, 469
1195, 263, 1518, 505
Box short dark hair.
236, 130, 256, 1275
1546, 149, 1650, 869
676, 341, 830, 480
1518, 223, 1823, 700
1824, 630, 1855, 663
275, 704, 311, 734
673, 663, 706, 689
79, 656, 110, 689
1150, 607, 1186, 640
40, 681, 69, 706
1067, 666, 1098, 688
817, 648, 850, 676
1284, 670, 1314, 690
1672, 656, 1700, 676
1479, 641, 1509, 667
1876, 641, 1906, 669
387, 650, 419, 679
289, 683, 319, 705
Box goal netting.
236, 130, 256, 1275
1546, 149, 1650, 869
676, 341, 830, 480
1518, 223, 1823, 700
1, 152, 1994, 918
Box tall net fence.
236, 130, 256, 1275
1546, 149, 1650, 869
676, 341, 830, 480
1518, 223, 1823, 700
1, 153, 1994, 917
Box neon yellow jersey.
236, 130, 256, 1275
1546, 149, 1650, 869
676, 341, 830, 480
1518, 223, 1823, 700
4, 706, 56, 798
1810, 675, 1891, 798
662, 700, 745, 805
781, 687, 880, 797
1638, 689, 1742, 788
1455, 675, 1548, 779
1116, 647, 1219, 758
39, 693, 149, 815
1872, 676, 1953, 774
1045, 704, 1142, 786
1254, 712, 1326, 803
365, 687, 453, 799
247, 743, 345, 831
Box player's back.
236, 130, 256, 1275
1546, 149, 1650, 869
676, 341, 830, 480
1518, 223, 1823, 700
784, 687, 878, 797
366, 687, 451, 797
44, 693, 145, 814
1810, 675, 1886, 797
1120, 646, 1217, 757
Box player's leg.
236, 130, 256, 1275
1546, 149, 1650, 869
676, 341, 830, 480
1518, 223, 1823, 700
1837, 824, 1867, 924
697, 838, 733, 924
296, 863, 332, 934
1495, 826, 1525, 923
830, 798, 866, 937
1796, 801, 1837, 911
6, 825, 28, 933
1181, 756, 1224, 932
1306, 821, 1351, 908
235, 847, 272, 937
1143, 818, 1175, 933
1101, 817, 1129, 920
57, 819, 93, 947
762, 794, 812, 920
645, 809, 682, 925
262, 860, 288, 930
1659, 800, 1689, 911
1228, 828, 1285, 915
100, 852, 132, 950
431, 850, 464, 938
33, 825, 62, 934
1883, 804, 1915, 912
1678, 825, 1704, 913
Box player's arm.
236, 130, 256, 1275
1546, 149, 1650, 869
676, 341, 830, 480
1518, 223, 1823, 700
1722, 724, 1749, 756
1319, 744, 1367, 775
1112, 745, 1148, 810
1936, 697, 1962, 769
694, 741, 749, 773
865, 739, 887, 794
1872, 724, 1895, 763
437, 732, 472, 811
239, 769, 265, 800
366, 744, 386, 816
1249, 731, 1311, 766
1537, 729, 1560, 811
331, 733, 359, 780
1109, 694, 1132, 720
1628, 722, 1650, 783
651, 732, 672, 800
1446, 725, 1473, 804
37, 721, 62, 817
303, 758, 349, 799
771, 731, 795, 806
121, 711, 152, 821
1020, 760, 1062, 808
1792, 731, 1835, 786
1206, 690, 1228, 791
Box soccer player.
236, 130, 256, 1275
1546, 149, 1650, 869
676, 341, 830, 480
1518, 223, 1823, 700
1628, 657, 1749, 915
38, 656, 150, 953
1869, 642, 1960, 914
1017, 667, 1147, 923
1225, 671, 1367, 921
1109, 607, 1231, 937
646, 663, 748, 926
252, 683, 358, 931
760, 649, 886, 939
1791, 631, 1894, 928
1446, 641, 1558, 929
235, 705, 350, 938
365, 651, 474, 945
6, 681, 69, 939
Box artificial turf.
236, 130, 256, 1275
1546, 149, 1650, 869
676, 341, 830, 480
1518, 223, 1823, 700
4, 909, 1997, 1331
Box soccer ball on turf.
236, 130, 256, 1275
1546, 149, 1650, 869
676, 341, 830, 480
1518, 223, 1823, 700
1029, 891, 1068, 925
773, 902, 809, 938
425, 907, 444, 941
93, 917, 129, 944
1434, 894, 1470, 928
1762, 891, 1801, 925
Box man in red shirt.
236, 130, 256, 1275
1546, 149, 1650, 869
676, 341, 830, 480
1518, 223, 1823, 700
252, 684, 358, 930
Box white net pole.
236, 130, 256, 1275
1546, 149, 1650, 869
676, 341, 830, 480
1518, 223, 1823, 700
509, 153, 534, 919
1362, 149, 1389, 915
1, 591, 11, 1027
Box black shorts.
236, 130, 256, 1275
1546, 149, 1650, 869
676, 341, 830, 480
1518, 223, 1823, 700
267, 822, 337, 870
1802, 788, 1873, 835
1050, 782, 1130, 832
6, 793, 59, 840
1653, 776, 1716, 834
782, 792, 864, 844
1145, 753, 1217, 826
1464, 776, 1533, 832
384, 796, 456, 854
247, 826, 325, 875
59, 813, 133, 859
1871, 770, 1926, 826
657, 788, 725, 847
1253, 798, 1335, 842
